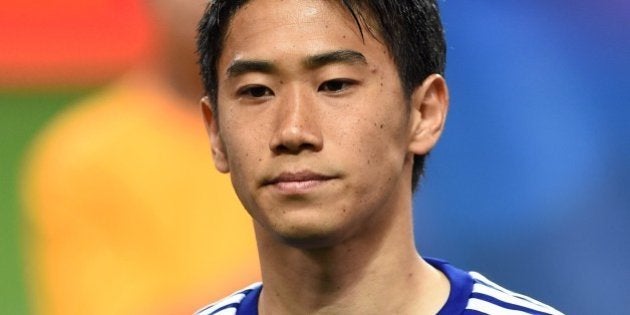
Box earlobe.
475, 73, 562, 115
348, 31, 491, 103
201, 96, 230, 173
408, 74, 449, 155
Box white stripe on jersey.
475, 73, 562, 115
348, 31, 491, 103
467, 298, 537, 315
194, 282, 262, 315
471, 272, 550, 309
211, 308, 237, 315
469, 272, 563, 315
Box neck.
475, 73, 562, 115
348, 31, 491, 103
254, 188, 450, 315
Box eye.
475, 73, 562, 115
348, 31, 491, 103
238, 85, 274, 98
318, 79, 356, 93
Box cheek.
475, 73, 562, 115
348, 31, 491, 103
219, 114, 262, 175
223, 134, 260, 173
365, 114, 410, 184
355, 69, 410, 166
220, 125, 263, 211
336, 106, 409, 175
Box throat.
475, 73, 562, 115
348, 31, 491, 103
257, 241, 449, 315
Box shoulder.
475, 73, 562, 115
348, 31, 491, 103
194, 282, 263, 315
464, 271, 564, 315
426, 258, 563, 315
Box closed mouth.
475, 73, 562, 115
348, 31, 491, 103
263, 171, 336, 187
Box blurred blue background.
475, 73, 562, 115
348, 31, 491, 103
415, 1, 629, 314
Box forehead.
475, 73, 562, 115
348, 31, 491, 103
219, 0, 385, 67
228, 0, 357, 36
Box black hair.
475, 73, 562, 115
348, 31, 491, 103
197, 0, 446, 191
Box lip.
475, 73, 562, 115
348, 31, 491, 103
263, 171, 336, 194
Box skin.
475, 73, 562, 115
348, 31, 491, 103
201, 0, 450, 313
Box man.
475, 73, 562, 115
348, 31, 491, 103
195, 0, 563, 314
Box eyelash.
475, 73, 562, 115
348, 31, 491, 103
318, 79, 357, 93
236, 79, 358, 99
237, 85, 274, 98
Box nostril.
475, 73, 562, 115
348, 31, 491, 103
269, 125, 323, 155
272, 142, 318, 155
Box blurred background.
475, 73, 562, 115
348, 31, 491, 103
0, 0, 628, 314
1, 1, 260, 314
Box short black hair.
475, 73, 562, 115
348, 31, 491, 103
197, 0, 446, 191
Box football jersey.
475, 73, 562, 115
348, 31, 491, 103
195, 258, 563, 315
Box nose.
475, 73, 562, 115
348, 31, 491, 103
269, 88, 323, 154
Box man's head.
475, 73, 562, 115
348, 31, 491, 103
196, 0, 448, 248
197, 0, 446, 190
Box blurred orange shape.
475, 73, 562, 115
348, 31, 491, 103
0, 0, 154, 87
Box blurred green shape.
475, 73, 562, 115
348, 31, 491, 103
0, 89, 92, 314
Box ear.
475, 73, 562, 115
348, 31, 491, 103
201, 96, 230, 173
408, 74, 449, 155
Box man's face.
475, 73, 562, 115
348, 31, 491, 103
205, 0, 421, 248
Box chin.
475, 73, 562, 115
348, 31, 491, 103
254, 202, 356, 249
273, 224, 347, 250
279, 234, 337, 250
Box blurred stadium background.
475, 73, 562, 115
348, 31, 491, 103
1, 0, 628, 314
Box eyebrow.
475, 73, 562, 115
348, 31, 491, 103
303, 50, 368, 69
226, 60, 277, 78
225, 50, 368, 79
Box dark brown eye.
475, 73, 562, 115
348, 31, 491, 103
239, 85, 273, 98
318, 79, 355, 92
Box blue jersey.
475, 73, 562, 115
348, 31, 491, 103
195, 258, 563, 315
